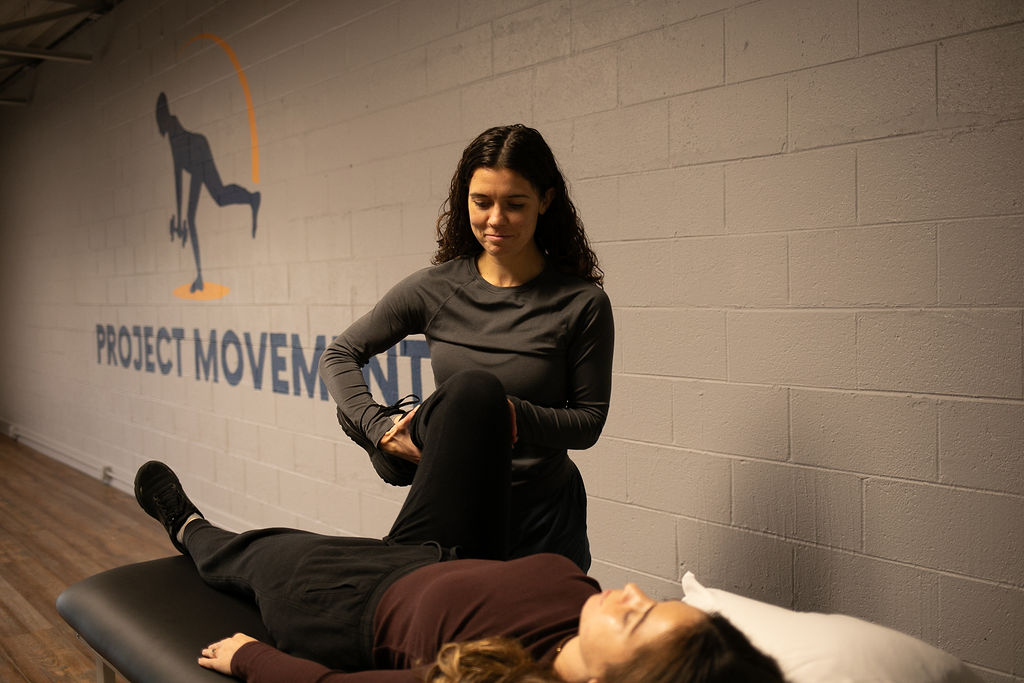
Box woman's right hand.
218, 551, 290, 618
378, 406, 422, 463
198, 633, 257, 674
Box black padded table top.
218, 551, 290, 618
57, 555, 272, 683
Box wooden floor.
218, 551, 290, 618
0, 435, 173, 682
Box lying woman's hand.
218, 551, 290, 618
199, 633, 257, 674
379, 406, 422, 463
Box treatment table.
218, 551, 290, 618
57, 555, 271, 683
59, 556, 982, 683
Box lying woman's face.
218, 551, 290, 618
576, 583, 706, 679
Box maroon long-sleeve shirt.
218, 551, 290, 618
231, 553, 599, 682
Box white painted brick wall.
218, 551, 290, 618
865, 479, 1024, 586
790, 225, 938, 306
788, 45, 937, 150
0, 0, 1021, 678
670, 77, 787, 165
791, 389, 937, 478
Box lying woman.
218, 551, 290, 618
134, 371, 783, 682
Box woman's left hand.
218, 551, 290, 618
198, 633, 257, 674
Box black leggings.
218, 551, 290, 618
182, 369, 514, 669
385, 369, 513, 557
399, 368, 590, 570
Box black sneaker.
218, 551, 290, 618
134, 461, 202, 554
337, 394, 420, 486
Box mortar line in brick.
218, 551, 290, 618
728, 458, 735, 526
720, 164, 727, 231
853, 146, 859, 226
589, 556, 685, 585
860, 474, 867, 552
723, 309, 730, 382
785, 232, 791, 306
783, 531, 1023, 590
784, 77, 790, 155
678, 304, 1024, 314
859, 19, 1024, 59
785, 387, 792, 463
598, 436, 1015, 497
673, 515, 680, 575
855, 0, 861, 56
721, 12, 727, 84
614, 370, 1024, 403
790, 545, 796, 608
640, 512, 1002, 579
854, 305, 861, 391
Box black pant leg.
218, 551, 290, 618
510, 461, 591, 571
181, 521, 440, 670
384, 369, 513, 559
182, 521, 327, 599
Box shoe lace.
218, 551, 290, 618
152, 479, 184, 524
380, 393, 420, 418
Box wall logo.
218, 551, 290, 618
158, 33, 261, 300
94, 323, 434, 407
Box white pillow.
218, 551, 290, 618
680, 572, 981, 683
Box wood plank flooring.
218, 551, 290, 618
0, 435, 174, 682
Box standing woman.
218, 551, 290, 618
319, 124, 613, 570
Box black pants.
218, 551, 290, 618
183, 370, 516, 669
397, 369, 590, 570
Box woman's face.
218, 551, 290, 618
467, 166, 552, 265
576, 583, 706, 679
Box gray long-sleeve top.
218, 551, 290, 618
319, 256, 614, 491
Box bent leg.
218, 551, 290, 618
385, 369, 513, 559
511, 462, 591, 571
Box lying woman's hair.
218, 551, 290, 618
433, 124, 603, 287
424, 637, 558, 682
603, 613, 785, 683
424, 614, 783, 683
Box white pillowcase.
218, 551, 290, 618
680, 572, 981, 683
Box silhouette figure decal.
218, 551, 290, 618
156, 91, 260, 294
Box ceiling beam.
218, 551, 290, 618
0, 44, 92, 63
48, 0, 110, 9
0, 6, 98, 33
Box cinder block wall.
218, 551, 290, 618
1, 1, 1022, 679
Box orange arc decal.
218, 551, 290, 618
184, 33, 259, 185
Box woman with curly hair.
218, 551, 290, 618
133, 377, 782, 682
319, 125, 613, 571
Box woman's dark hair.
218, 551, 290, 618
426, 614, 782, 683
424, 637, 559, 682
603, 613, 785, 683
433, 124, 603, 286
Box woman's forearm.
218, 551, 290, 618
231, 641, 422, 682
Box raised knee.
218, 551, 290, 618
443, 370, 506, 411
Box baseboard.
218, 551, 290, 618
9, 423, 248, 533
11, 426, 132, 494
